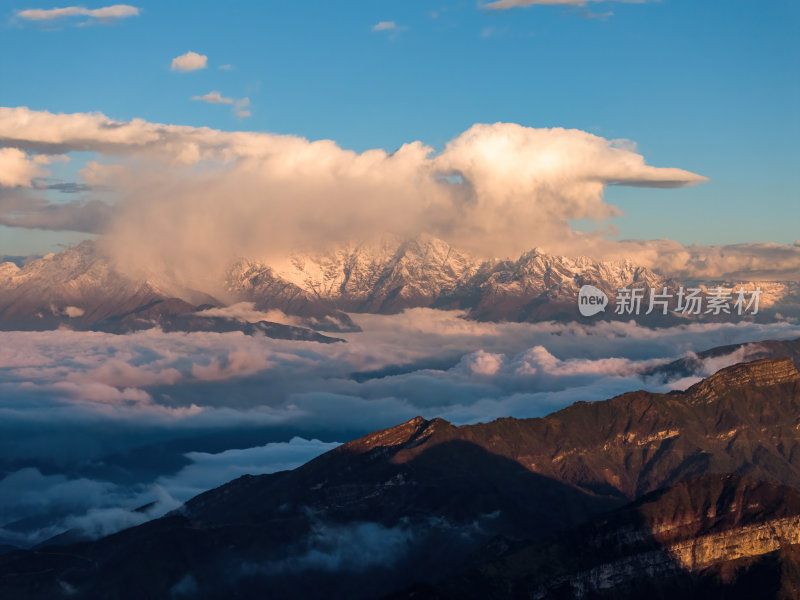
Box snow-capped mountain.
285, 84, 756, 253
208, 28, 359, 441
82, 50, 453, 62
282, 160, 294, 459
1, 235, 797, 333
0, 242, 341, 341
227, 234, 479, 314
227, 234, 673, 322
0, 241, 170, 329
438, 248, 668, 321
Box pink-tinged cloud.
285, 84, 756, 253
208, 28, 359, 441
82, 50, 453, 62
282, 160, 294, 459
4, 106, 797, 285
484, 0, 645, 9
192, 91, 233, 104
171, 51, 207, 72
17, 4, 139, 21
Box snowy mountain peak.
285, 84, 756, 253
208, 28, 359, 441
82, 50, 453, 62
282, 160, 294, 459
2, 235, 797, 331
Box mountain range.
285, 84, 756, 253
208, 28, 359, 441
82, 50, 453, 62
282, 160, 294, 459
2, 235, 798, 335
2, 355, 800, 598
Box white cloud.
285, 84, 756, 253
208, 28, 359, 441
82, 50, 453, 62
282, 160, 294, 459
195, 302, 303, 326
192, 91, 233, 104
156, 437, 341, 501
63, 305, 85, 318
17, 4, 139, 22
171, 51, 208, 72
0, 436, 336, 546
0, 148, 46, 187
372, 21, 397, 31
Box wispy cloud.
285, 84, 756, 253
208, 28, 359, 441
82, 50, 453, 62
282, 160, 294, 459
582, 10, 614, 20
191, 93, 251, 118
483, 0, 644, 10
171, 51, 207, 72
192, 91, 233, 105
17, 4, 139, 23
234, 97, 251, 118
372, 21, 397, 31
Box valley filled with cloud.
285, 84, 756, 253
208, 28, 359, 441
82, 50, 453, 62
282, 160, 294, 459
1, 310, 798, 547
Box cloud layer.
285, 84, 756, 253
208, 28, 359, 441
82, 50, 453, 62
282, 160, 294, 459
5, 311, 797, 452
1, 310, 799, 546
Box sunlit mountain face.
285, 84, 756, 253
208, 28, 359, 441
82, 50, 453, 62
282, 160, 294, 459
0, 1, 797, 599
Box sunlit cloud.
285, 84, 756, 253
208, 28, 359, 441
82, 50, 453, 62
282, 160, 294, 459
0, 107, 726, 294
0, 108, 796, 282
0, 148, 48, 187
484, 0, 645, 10
17, 4, 139, 23
192, 91, 234, 104
171, 51, 207, 72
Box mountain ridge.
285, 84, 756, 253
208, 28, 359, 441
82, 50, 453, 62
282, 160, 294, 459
4, 235, 796, 333
3, 357, 800, 598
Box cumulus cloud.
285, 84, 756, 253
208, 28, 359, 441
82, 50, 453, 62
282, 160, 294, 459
0, 148, 63, 187
17, 4, 139, 23
0, 107, 722, 293
171, 51, 208, 72
484, 0, 645, 10
0, 107, 797, 282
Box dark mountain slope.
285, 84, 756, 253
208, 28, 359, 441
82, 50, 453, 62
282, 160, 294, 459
404, 474, 800, 600
2, 358, 800, 598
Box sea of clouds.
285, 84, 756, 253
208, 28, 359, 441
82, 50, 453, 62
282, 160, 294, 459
1, 309, 799, 548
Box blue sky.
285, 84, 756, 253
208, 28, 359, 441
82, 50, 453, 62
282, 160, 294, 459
0, 0, 798, 254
